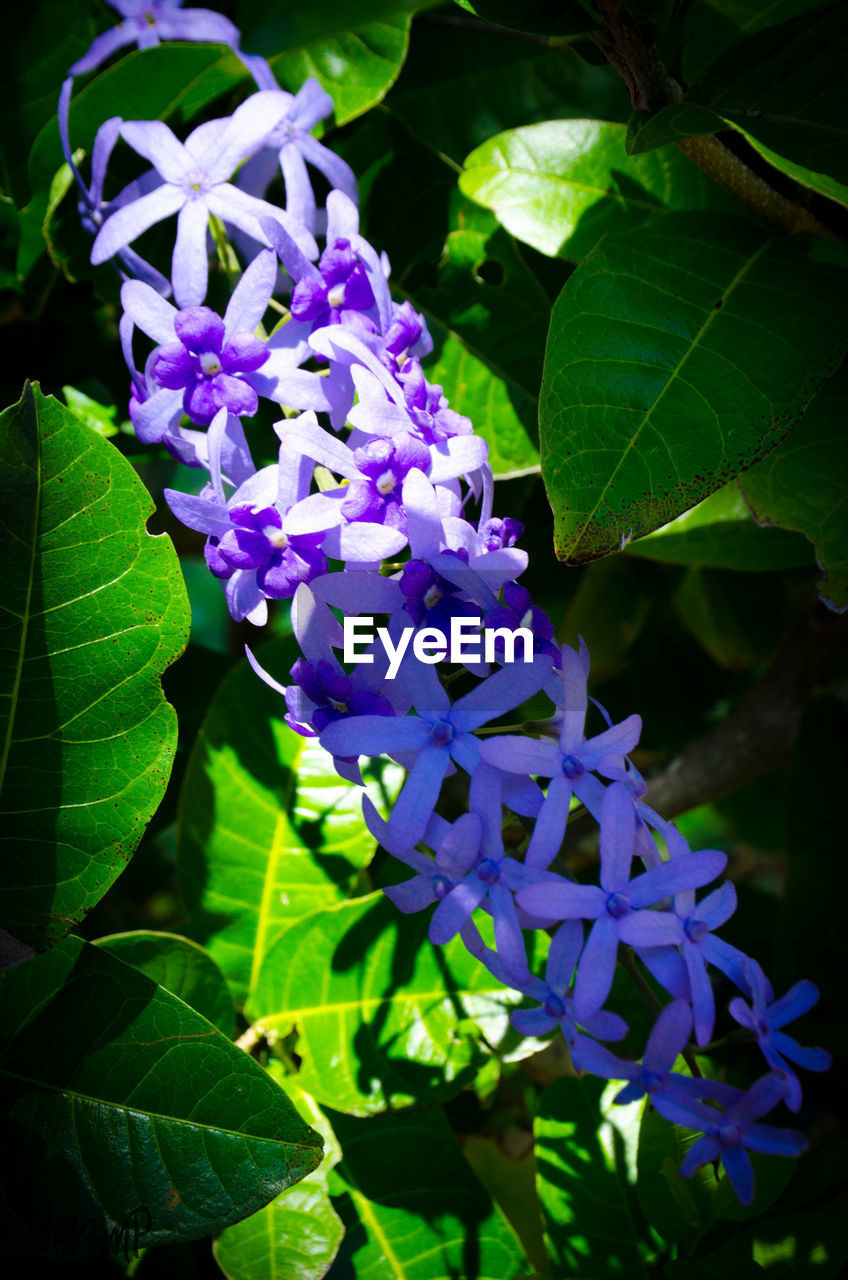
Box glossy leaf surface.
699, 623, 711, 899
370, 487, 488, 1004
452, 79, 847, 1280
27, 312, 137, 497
460, 119, 740, 260
0, 935, 322, 1257
247, 894, 520, 1114
215, 1081, 343, 1280
0, 384, 189, 949
177, 639, 400, 1008
539, 215, 848, 563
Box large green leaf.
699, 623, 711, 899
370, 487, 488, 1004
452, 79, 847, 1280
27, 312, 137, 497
328, 1105, 529, 1277
460, 119, 741, 261
740, 367, 848, 610
215, 1079, 344, 1280
177, 638, 401, 1009
238, 0, 424, 127
625, 481, 816, 571
536, 1075, 651, 1277
0, 935, 322, 1258
246, 893, 521, 1115
95, 930, 234, 1035
0, 384, 189, 950
539, 214, 848, 563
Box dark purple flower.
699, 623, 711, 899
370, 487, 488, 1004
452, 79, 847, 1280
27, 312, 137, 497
150, 305, 269, 425
484, 582, 561, 667
397, 360, 472, 444
400, 553, 478, 631
340, 434, 431, 528
287, 658, 394, 735
215, 504, 327, 599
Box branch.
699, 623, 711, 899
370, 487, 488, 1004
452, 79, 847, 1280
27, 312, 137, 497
561, 597, 848, 861
591, 0, 838, 239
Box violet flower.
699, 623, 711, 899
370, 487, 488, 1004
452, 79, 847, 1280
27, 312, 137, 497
655, 1073, 807, 1206
729, 963, 830, 1111
69, 0, 240, 77
91, 94, 318, 306
517, 782, 727, 1019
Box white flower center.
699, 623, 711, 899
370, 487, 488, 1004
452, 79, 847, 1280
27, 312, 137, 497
423, 584, 443, 609
376, 470, 396, 495
266, 527, 288, 550
200, 352, 223, 377
327, 283, 346, 309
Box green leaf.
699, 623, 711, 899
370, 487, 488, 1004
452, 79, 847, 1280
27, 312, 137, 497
460, 120, 740, 262
559, 556, 651, 680
740, 367, 848, 610
536, 1075, 650, 1277
453, 0, 597, 36
636, 1100, 716, 1251
409, 201, 547, 477
388, 22, 626, 168
215, 1081, 344, 1280
329, 1105, 530, 1277
0, 384, 189, 950
241, 0, 422, 128
539, 213, 848, 563
94, 931, 234, 1035
625, 481, 816, 571
633, 5, 848, 195
177, 638, 401, 1009
246, 893, 521, 1115
626, 106, 848, 210
0, 935, 322, 1258
61, 385, 126, 438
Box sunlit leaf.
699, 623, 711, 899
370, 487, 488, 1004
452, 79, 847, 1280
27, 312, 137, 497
328, 1105, 530, 1276
177, 638, 401, 1008
247, 893, 521, 1115
460, 119, 741, 260
539, 214, 848, 563
0, 384, 189, 950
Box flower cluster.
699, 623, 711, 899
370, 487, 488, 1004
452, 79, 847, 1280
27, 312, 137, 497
64, 0, 830, 1206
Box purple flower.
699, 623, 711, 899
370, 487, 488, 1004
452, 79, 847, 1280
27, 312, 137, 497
509, 920, 628, 1048
655, 1073, 807, 1206
236, 77, 357, 234
729, 963, 830, 1111
319, 656, 551, 855
120, 250, 277, 439
91, 94, 318, 306
517, 782, 726, 1019
69, 0, 240, 77
572, 998, 707, 1106
150, 305, 268, 425
484, 583, 561, 667
479, 643, 642, 868
288, 658, 394, 733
